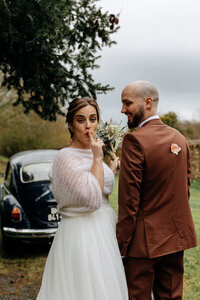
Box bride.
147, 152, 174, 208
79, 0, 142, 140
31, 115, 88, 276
37, 97, 128, 300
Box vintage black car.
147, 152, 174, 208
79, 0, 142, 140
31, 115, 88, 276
0, 149, 60, 249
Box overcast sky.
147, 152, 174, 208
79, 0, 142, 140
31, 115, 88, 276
93, 0, 200, 125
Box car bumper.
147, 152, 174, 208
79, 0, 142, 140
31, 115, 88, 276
3, 227, 57, 239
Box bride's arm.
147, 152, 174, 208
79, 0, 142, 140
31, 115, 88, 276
53, 149, 102, 211
89, 132, 104, 191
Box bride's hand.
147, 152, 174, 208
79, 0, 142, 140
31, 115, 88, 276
88, 131, 104, 160
109, 154, 120, 175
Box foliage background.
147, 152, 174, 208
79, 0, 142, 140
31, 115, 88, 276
0, 71, 71, 157
0, 0, 119, 120
0, 107, 70, 157
160, 111, 200, 140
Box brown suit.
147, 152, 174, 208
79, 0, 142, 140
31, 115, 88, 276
117, 119, 198, 299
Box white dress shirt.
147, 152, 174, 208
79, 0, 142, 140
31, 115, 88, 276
138, 115, 160, 129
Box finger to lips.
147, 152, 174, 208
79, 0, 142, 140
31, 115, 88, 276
88, 131, 93, 142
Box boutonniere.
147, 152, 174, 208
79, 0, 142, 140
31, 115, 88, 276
171, 143, 181, 155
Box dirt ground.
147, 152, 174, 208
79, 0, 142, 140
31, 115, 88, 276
0, 273, 39, 300
0, 236, 50, 300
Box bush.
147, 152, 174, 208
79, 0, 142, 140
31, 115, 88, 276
0, 103, 71, 157
191, 180, 200, 190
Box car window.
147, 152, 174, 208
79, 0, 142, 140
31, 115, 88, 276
20, 162, 53, 183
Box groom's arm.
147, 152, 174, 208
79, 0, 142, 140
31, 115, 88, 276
116, 133, 144, 257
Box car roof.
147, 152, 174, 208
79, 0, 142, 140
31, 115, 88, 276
10, 149, 59, 167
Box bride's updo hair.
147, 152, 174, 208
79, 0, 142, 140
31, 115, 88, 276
66, 97, 100, 138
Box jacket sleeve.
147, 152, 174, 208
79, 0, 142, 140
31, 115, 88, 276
116, 133, 144, 256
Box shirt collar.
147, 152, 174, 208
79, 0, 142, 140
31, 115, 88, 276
138, 115, 160, 129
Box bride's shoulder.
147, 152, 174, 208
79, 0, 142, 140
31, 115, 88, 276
55, 147, 79, 162
58, 146, 77, 154
59, 146, 73, 153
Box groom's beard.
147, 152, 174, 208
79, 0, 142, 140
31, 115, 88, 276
127, 106, 145, 129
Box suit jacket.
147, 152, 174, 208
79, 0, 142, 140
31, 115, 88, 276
117, 119, 198, 259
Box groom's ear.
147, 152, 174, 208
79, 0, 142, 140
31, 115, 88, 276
145, 97, 153, 110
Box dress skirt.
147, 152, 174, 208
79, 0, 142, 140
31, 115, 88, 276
37, 204, 128, 300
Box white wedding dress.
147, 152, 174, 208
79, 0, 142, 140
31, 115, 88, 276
37, 147, 128, 300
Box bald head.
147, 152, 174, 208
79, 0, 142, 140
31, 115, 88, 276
123, 80, 159, 110
121, 80, 159, 128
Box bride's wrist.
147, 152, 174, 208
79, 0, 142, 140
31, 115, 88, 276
93, 156, 103, 163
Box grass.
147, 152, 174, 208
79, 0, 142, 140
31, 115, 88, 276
183, 187, 200, 299
0, 155, 8, 163
109, 175, 119, 214
109, 178, 200, 299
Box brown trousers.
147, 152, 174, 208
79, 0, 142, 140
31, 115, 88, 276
124, 251, 184, 300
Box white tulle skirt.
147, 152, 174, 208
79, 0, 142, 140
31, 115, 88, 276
37, 204, 128, 300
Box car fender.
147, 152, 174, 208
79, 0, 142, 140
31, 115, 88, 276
1, 194, 30, 229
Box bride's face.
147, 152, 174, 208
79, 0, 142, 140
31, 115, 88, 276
70, 105, 98, 149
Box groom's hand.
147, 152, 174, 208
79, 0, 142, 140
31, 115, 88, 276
109, 155, 120, 175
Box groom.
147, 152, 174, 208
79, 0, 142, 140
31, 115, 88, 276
117, 80, 198, 300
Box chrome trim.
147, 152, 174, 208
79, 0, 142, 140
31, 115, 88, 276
35, 190, 52, 202
3, 185, 10, 195
3, 227, 57, 239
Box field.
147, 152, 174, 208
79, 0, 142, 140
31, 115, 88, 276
182, 187, 200, 299
0, 169, 199, 299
